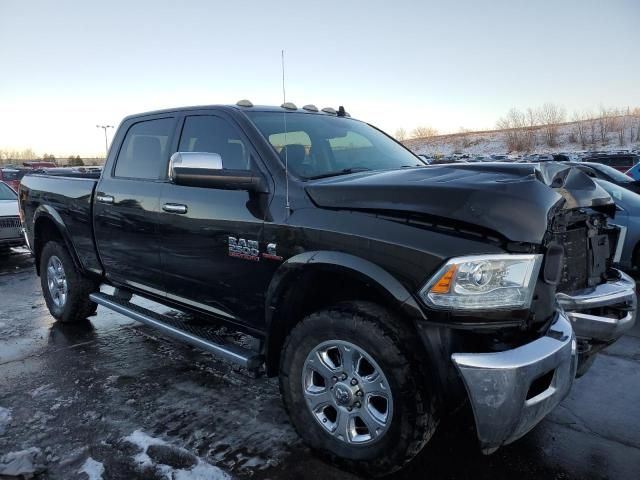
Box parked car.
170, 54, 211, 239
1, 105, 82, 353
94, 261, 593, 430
582, 152, 639, 172
625, 162, 640, 180
417, 154, 432, 164
567, 162, 640, 195
595, 179, 640, 273
20, 103, 636, 476
22, 161, 57, 169
0, 168, 28, 192
0, 181, 24, 254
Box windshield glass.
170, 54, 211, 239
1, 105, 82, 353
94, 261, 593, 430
246, 112, 424, 179
0, 182, 17, 199
596, 179, 640, 209
586, 163, 633, 183
0, 170, 26, 181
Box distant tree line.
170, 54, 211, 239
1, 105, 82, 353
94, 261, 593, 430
0, 149, 105, 166
395, 104, 640, 153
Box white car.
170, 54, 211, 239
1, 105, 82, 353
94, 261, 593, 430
0, 181, 24, 254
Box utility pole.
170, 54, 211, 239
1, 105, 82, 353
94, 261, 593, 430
96, 125, 114, 158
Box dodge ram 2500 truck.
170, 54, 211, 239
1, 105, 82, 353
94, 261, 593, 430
20, 102, 637, 476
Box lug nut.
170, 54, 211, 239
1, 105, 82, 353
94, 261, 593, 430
347, 407, 353, 412
356, 390, 363, 397
332, 376, 338, 383
354, 401, 361, 408
350, 378, 358, 386
341, 373, 348, 381
322, 418, 327, 423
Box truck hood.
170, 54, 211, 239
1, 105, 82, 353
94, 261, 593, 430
0, 199, 19, 217
305, 162, 614, 244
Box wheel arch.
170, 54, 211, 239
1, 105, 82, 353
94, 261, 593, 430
263, 251, 427, 377
32, 207, 83, 277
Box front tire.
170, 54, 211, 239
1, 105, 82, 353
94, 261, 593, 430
279, 301, 438, 476
40, 241, 98, 323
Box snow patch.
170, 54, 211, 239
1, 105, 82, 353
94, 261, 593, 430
30, 383, 57, 398
0, 407, 11, 434
124, 430, 230, 479
0, 447, 46, 477
78, 457, 105, 480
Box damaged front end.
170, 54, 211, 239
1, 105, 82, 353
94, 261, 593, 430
451, 162, 637, 453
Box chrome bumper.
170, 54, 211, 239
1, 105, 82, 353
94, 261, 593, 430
451, 269, 637, 453
556, 269, 636, 343
452, 312, 577, 452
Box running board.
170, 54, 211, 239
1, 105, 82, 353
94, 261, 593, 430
89, 292, 263, 370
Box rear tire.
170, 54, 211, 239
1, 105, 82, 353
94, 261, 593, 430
40, 241, 98, 323
279, 301, 438, 477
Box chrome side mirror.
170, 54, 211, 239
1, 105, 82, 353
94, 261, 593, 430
169, 152, 222, 180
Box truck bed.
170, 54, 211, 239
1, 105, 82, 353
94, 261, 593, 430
20, 173, 103, 275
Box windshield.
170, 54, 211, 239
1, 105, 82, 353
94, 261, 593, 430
0, 182, 17, 199
246, 112, 424, 179
0, 170, 26, 181
585, 163, 634, 183
596, 179, 640, 209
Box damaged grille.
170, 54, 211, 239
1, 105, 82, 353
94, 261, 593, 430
550, 211, 616, 293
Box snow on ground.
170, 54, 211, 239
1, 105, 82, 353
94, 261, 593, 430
78, 457, 105, 480
0, 407, 11, 434
404, 122, 640, 157
124, 429, 230, 480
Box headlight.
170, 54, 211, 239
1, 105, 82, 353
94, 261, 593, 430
419, 254, 542, 310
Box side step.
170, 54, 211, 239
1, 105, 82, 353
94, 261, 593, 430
89, 292, 263, 370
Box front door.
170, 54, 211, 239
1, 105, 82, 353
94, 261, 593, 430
158, 113, 273, 327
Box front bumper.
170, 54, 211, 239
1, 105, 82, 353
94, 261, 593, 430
452, 312, 577, 452
556, 269, 636, 343
451, 269, 637, 453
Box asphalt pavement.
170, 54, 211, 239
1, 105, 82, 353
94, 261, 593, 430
1, 249, 639, 479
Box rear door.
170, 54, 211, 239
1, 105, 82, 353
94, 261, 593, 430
94, 115, 177, 295
158, 112, 273, 326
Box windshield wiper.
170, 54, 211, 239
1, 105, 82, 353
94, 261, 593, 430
307, 167, 372, 180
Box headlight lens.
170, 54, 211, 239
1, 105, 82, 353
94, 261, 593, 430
419, 254, 542, 310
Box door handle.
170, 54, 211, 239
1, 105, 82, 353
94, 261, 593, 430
162, 203, 188, 214
96, 194, 114, 204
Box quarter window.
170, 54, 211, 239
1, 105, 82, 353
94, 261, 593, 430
115, 118, 174, 179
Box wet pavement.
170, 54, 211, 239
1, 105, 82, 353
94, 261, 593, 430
1, 248, 639, 479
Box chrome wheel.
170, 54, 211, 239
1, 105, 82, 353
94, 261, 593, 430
302, 340, 393, 445
46, 255, 67, 308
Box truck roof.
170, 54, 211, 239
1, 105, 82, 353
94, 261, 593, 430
122, 103, 353, 122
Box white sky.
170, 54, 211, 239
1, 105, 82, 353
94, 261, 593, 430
1, 0, 638, 157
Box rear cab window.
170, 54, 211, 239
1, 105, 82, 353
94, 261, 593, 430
114, 117, 175, 180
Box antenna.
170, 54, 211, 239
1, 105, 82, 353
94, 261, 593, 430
281, 49, 291, 216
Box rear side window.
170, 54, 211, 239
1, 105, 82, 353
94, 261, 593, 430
115, 118, 174, 179
178, 116, 249, 170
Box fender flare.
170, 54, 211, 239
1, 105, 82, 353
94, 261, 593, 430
263, 250, 427, 374
32, 205, 84, 276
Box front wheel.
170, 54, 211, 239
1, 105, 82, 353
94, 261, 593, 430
279, 301, 438, 476
40, 240, 98, 322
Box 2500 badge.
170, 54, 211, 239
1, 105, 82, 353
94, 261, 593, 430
228, 237, 282, 262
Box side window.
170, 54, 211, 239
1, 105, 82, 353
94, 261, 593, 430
115, 118, 174, 179
179, 116, 249, 170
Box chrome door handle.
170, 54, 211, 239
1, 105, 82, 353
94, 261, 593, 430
162, 203, 188, 214
96, 194, 114, 204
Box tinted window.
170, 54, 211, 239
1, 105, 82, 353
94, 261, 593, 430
115, 118, 174, 179
0, 182, 17, 199
246, 112, 424, 179
178, 116, 249, 170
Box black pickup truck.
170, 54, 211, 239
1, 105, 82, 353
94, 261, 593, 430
20, 102, 637, 475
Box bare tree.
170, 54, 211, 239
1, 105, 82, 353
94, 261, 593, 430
394, 128, 407, 141
572, 110, 590, 147
538, 103, 566, 147
411, 126, 439, 139
496, 108, 534, 151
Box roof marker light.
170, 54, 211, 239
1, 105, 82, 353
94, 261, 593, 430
281, 102, 298, 110
302, 104, 319, 112
321, 107, 337, 115
236, 99, 253, 107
